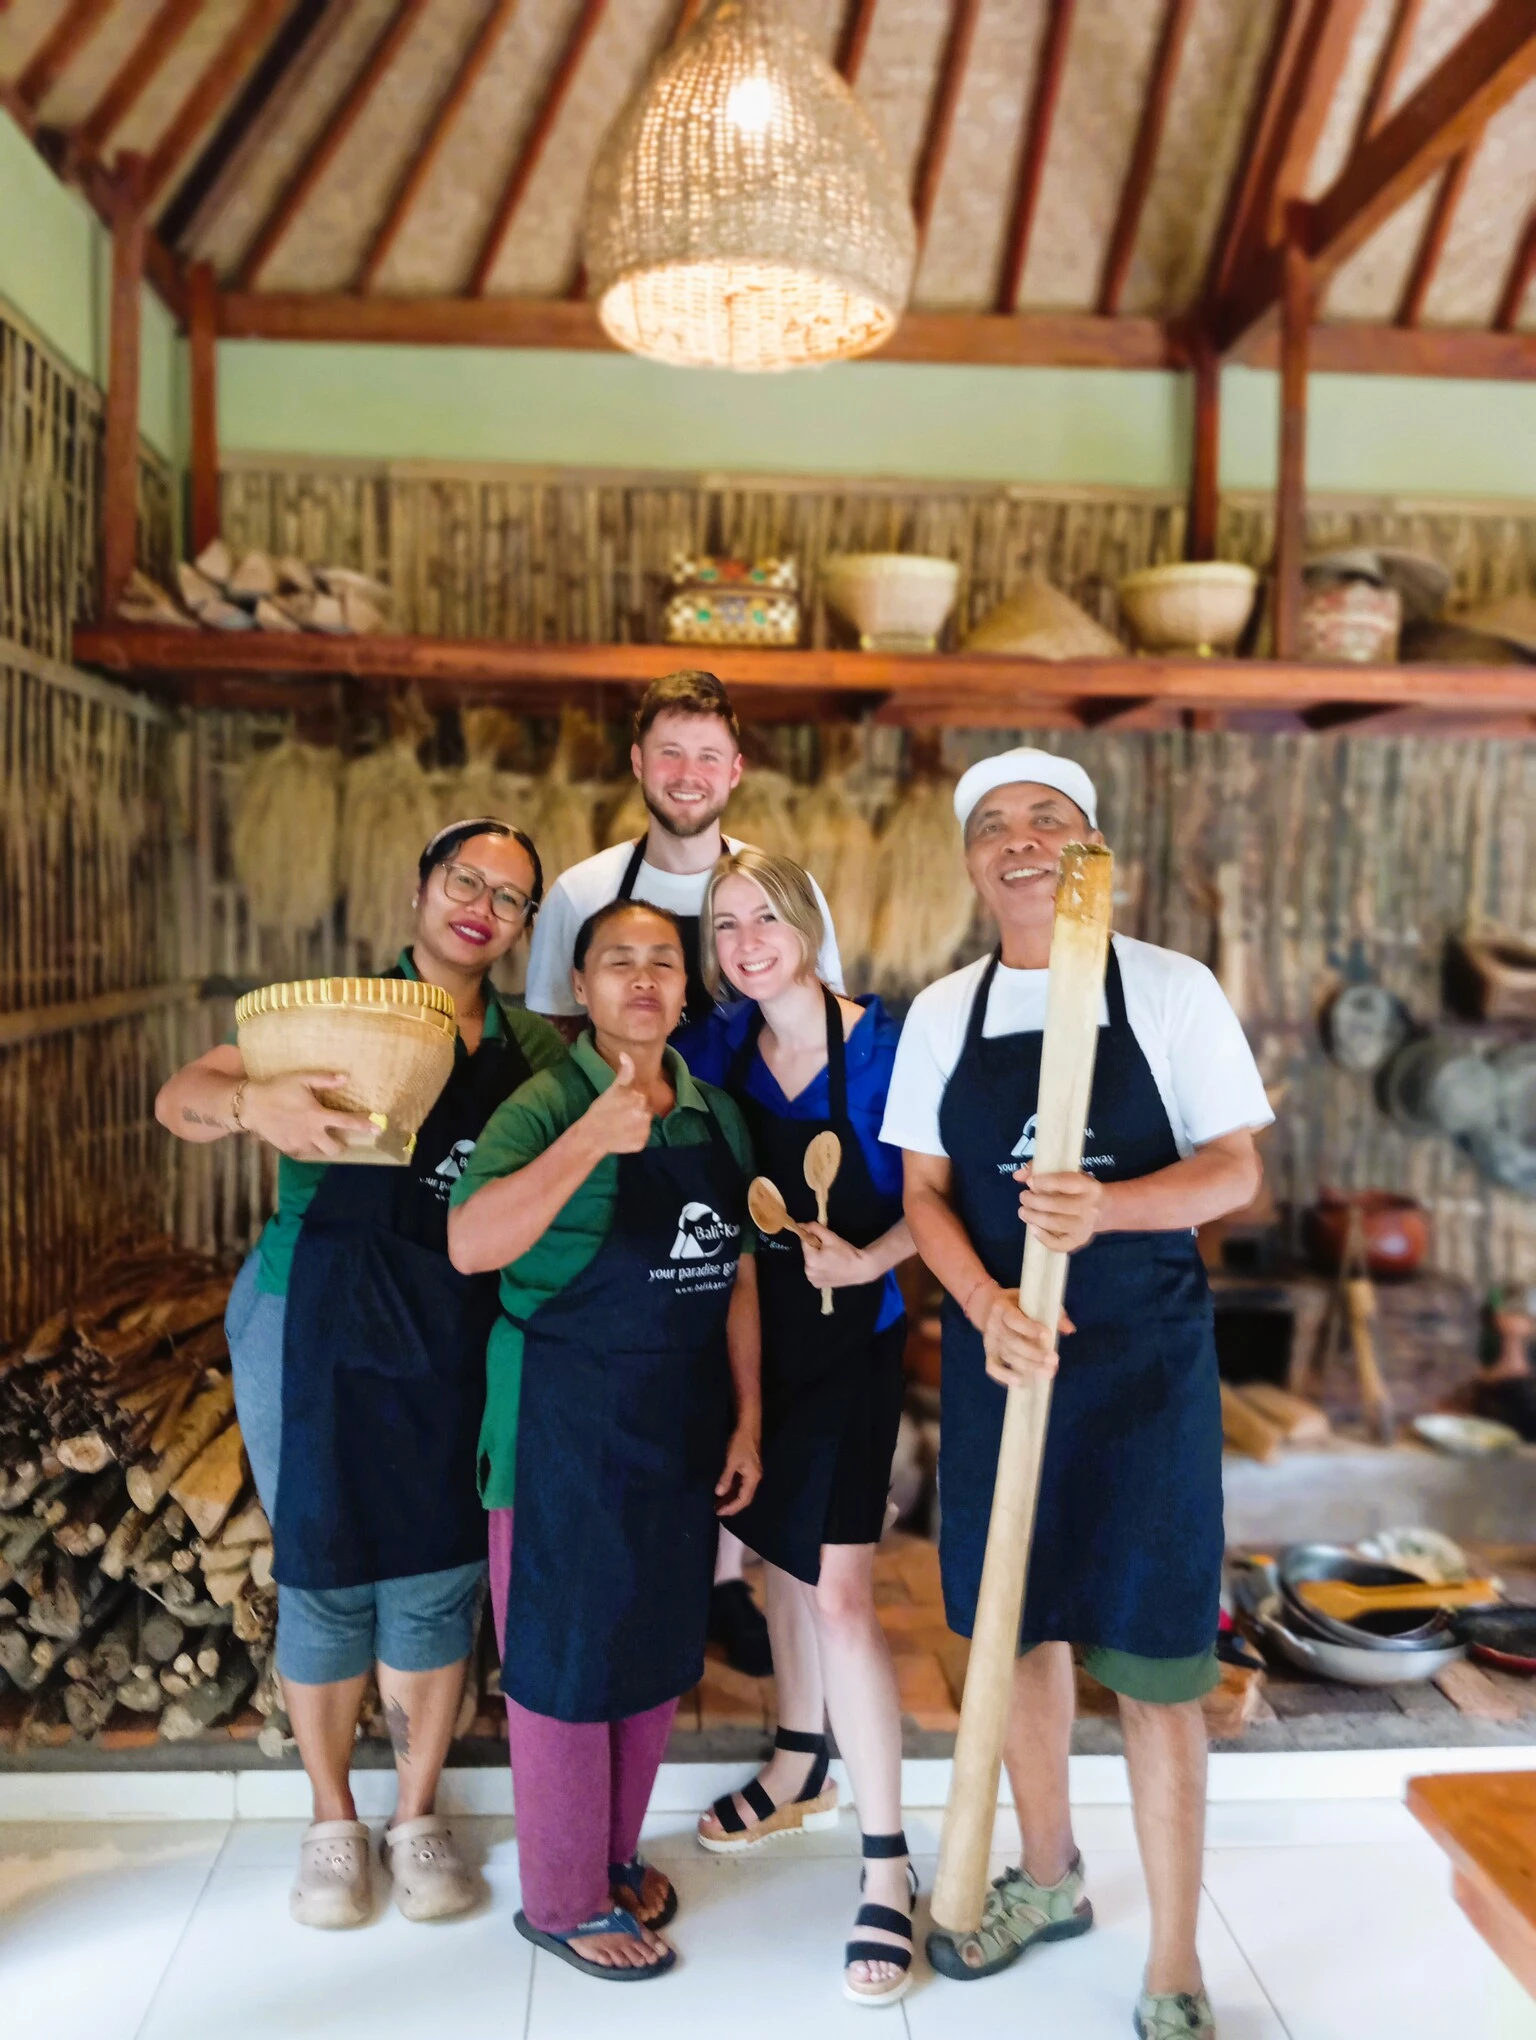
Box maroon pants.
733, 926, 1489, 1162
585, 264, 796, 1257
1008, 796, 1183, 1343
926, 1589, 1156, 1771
488, 1508, 676, 1933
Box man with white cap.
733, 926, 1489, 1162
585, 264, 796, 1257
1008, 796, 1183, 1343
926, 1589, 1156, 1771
880, 748, 1271, 2040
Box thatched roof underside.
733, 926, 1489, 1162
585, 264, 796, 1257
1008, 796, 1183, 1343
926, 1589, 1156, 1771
1, 0, 1531, 332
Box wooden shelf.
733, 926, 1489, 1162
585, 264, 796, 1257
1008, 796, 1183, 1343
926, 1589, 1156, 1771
70, 624, 1536, 733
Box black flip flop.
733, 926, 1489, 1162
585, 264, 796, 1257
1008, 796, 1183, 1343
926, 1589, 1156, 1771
610, 1854, 678, 1930
514, 1906, 677, 1980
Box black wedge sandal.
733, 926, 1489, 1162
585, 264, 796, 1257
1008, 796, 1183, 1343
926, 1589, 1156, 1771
845, 1830, 917, 2009
697, 1728, 840, 1854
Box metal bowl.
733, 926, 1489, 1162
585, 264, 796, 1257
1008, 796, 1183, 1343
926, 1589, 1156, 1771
1256, 1611, 1464, 1687
1278, 1542, 1454, 1652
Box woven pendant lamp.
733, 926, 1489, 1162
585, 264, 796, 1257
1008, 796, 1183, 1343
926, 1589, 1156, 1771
583, 0, 915, 373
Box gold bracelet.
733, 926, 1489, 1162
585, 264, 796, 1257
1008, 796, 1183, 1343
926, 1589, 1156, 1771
229, 1079, 249, 1132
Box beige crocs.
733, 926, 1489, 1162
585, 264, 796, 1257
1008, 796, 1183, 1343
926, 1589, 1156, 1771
383, 1815, 477, 1922
291, 1819, 373, 1929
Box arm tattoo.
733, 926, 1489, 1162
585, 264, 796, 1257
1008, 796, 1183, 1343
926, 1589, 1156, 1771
181, 1107, 228, 1128
383, 1697, 411, 1761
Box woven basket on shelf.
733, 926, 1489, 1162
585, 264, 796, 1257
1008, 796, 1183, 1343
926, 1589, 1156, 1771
235, 978, 457, 1166
1118, 562, 1258, 655
583, 0, 915, 372
822, 553, 959, 651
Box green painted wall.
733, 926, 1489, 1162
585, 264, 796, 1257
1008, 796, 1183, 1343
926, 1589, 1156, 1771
0, 110, 183, 463
218, 338, 1536, 501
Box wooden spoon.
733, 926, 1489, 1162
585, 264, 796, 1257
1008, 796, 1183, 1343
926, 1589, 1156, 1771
803, 1130, 842, 1317
1297, 1577, 1500, 1621
747, 1176, 817, 1247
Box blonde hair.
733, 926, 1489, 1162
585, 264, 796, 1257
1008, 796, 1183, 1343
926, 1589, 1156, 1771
701, 846, 826, 999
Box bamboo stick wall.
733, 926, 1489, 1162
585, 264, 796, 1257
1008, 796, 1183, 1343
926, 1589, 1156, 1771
0, 305, 180, 1341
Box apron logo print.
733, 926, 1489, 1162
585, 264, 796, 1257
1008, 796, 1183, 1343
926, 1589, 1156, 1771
669, 1201, 738, 1261
426, 1138, 477, 1199
1002, 1118, 1114, 1174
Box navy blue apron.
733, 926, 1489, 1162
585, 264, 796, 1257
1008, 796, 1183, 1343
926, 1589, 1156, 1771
724, 989, 905, 1584
616, 837, 714, 1033
936, 943, 1223, 1659
274, 972, 532, 1591
501, 1075, 746, 1721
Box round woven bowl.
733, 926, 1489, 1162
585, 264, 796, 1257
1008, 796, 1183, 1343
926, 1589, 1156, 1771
822, 553, 959, 651
235, 978, 457, 1166
1118, 562, 1258, 655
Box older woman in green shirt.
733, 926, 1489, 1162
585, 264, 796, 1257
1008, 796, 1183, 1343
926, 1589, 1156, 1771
448, 898, 760, 1981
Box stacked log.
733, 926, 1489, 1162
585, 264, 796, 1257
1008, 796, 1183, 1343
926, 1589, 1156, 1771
0, 1241, 275, 1747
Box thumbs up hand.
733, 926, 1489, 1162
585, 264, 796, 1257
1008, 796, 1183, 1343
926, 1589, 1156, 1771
582, 1051, 656, 1157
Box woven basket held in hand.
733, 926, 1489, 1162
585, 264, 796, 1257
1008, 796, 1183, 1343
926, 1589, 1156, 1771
235, 978, 457, 1166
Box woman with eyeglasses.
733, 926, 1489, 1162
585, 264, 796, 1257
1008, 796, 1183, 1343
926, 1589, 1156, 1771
156, 818, 566, 1933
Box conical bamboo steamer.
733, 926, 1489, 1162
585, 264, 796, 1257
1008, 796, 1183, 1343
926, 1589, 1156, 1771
964, 579, 1123, 659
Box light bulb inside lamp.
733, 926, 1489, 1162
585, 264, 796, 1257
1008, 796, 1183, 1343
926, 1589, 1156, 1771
725, 74, 776, 135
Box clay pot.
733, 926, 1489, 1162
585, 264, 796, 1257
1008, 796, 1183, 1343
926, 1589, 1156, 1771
1306, 1191, 1429, 1279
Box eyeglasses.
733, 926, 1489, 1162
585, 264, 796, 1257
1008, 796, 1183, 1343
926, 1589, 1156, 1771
440, 863, 531, 923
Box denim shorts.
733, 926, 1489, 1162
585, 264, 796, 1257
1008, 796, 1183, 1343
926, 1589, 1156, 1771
225, 1254, 487, 1687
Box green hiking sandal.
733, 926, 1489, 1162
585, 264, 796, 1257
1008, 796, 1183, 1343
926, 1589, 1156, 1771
1133, 1987, 1216, 2038
926, 1852, 1093, 1981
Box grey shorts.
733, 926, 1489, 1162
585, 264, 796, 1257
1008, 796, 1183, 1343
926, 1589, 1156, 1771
225, 1254, 486, 1687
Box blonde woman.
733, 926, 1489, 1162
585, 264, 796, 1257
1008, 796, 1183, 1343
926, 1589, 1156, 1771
688, 848, 918, 2008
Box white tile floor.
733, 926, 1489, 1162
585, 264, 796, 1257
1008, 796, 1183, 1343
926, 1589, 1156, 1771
0, 1797, 1507, 2040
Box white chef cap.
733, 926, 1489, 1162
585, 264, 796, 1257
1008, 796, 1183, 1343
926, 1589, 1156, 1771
953, 747, 1098, 835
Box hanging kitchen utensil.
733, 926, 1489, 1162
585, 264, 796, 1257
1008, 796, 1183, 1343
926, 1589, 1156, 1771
1320, 982, 1412, 1075
1382, 1033, 1499, 1140
1466, 1043, 1536, 1197
802, 1130, 842, 1317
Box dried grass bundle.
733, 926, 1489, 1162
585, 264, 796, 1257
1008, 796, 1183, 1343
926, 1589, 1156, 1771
340, 694, 441, 968
232, 740, 342, 934
453, 710, 539, 840
799, 776, 880, 979
603, 779, 649, 848
532, 710, 605, 883
870, 780, 976, 995
723, 769, 801, 858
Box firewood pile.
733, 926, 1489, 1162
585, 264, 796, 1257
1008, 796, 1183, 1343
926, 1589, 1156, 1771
0, 1241, 285, 1752
117, 538, 389, 637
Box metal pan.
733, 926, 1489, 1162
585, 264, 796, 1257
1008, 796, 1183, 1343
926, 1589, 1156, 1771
1279, 1542, 1453, 1651
1454, 1606, 1536, 1676
1256, 1611, 1465, 1687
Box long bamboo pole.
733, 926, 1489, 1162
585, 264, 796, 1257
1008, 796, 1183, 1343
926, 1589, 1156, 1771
929, 843, 1115, 1935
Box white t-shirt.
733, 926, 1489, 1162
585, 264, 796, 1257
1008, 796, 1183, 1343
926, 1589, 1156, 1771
525, 835, 845, 1018
879, 934, 1272, 1160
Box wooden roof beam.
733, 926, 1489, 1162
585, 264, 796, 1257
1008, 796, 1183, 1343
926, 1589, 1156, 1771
237, 0, 428, 289
1098, 0, 1196, 316
468, 0, 609, 298
142, 0, 293, 209
76, 0, 200, 158
355, 0, 520, 293
1396, 143, 1477, 327
1216, 0, 1536, 354
912, 0, 983, 245
1494, 207, 1536, 331
836, 0, 880, 85
1352, 0, 1426, 149
1201, 0, 1307, 310
14, 0, 114, 115
996, 0, 1077, 312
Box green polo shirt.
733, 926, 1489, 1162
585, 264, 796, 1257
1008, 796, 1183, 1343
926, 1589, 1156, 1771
253, 951, 566, 1297
449, 1032, 756, 1509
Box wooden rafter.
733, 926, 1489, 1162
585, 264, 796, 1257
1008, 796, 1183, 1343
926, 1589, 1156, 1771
1098, 0, 1196, 316
356, 0, 520, 293
1273, 209, 1311, 662
1493, 208, 1536, 331
836, 0, 880, 85
912, 0, 982, 243
77, 0, 200, 158
142, 0, 293, 208
1184, 334, 1220, 563
1223, 0, 1368, 298
467, 0, 608, 298
1396, 144, 1476, 327
996, 0, 1077, 313
1217, 0, 1536, 353
15, 0, 114, 114
1352, 0, 1426, 150
1202, 0, 1306, 310
237, 0, 428, 290
157, 0, 337, 251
